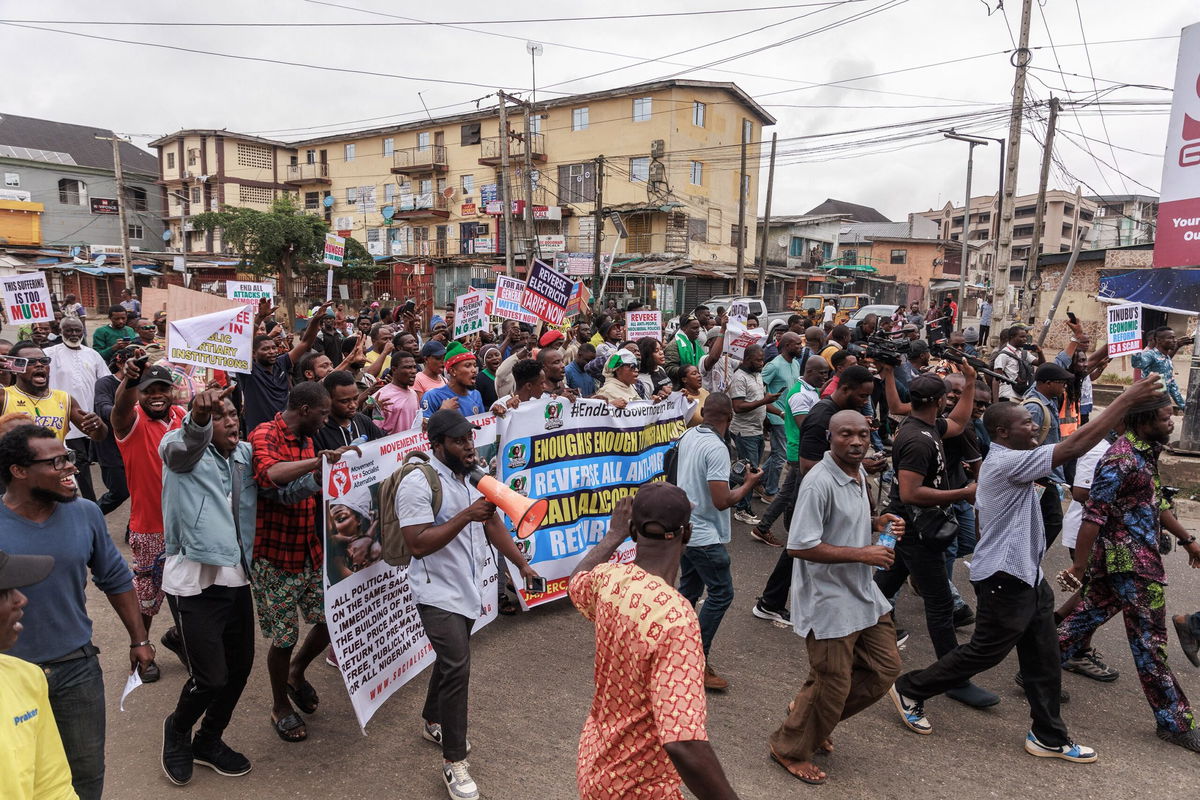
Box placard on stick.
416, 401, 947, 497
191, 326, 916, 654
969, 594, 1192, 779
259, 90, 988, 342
0, 272, 53, 324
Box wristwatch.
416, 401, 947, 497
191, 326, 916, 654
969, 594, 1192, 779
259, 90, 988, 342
1182, 535, 1197, 547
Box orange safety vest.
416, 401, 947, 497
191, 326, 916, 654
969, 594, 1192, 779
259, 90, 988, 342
1059, 397, 1080, 437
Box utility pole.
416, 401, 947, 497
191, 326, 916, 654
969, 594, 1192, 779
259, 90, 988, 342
1020, 96, 1059, 325
590, 156, 605, 300
756, 132, 777, 295
497, 92, 515, 276
992, 0, 1034, 327
522, 101, 537, 267
96, 134, 135, 291
734, 131, 748, 296
943, 132, 989, 331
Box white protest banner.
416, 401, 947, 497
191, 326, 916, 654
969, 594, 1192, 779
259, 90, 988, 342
1106, 302, 1143, 358
494, 276, 538, 325
323, 232, 346, 267
724, 318, 767, 360
728, 300, 751, 325
453, 291, 487, 339
626, 310, 662, 341
225, 280, 274, 306
322, 414, 501, 730
167, 305, 255, 374
0, 272, 53, 324
521, 260, 572, 325
495, 395, 691, 609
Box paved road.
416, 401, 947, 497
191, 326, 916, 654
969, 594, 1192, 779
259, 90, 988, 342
77, 474, 1200, 799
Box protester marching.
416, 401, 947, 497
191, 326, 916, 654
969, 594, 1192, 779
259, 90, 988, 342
3, 262, 1200, 800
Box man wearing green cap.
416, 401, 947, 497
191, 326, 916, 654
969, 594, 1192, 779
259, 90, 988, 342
420, 342, 485, 419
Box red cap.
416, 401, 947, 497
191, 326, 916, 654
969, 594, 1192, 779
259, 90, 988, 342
538, 330, 566, 347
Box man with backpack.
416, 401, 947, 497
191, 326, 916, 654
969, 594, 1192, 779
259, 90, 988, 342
993, 326, 1044, 400
394, 408, 539, 800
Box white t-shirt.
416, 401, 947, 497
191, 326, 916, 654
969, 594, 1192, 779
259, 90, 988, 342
822, 304, 836, 323
1060, 438, 1113, 549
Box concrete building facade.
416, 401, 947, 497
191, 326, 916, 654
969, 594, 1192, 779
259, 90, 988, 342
1086, 194, 1157, 248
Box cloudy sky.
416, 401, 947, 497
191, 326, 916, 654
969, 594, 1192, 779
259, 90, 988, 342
0, 0, 1191, 220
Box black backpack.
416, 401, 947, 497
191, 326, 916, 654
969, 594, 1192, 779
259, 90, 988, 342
664, 424, 735, 485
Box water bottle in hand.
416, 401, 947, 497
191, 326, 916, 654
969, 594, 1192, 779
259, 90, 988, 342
876, 522, 897, 571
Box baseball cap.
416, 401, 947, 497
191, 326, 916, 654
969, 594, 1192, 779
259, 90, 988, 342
0, 549, 54, 591
1034, 363, 1074, 383
538, 330, 566, 348
631, 483, 692, 539
137, 364, 174, 391
908, 339, 930, 356
420, 341, 447, 359
426, 409, 480, 441
909, 373, 948, 401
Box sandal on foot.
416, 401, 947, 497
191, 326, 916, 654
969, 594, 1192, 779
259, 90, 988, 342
286, 681, 319, 714
499, 596, 520, 616
272, 712, 307, 742
770, 748, 827, 785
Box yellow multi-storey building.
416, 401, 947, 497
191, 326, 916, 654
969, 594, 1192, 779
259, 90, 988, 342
150, 79, 774, 306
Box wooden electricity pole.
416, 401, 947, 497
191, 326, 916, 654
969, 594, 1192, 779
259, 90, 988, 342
756, 132, 778, 295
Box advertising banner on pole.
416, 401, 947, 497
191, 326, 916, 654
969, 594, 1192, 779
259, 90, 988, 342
494, 276, 538, 325
322, 414, 501, 730
723, 319, 767, 360
555, 251, 611, 277
225, 280, 274, 306
1106, 302, 1143, 357
0, 271, 53, 324
521, 260, 572, 325
494, 395, 691, 609
626, 310, 662, 340
323, 233, 346, 267
453, 291, 487, 339
167, 305, 255, 374
1153, 22, 1200, 268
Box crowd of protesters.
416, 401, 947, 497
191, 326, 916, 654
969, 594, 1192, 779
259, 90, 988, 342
1, 286, 1199, 800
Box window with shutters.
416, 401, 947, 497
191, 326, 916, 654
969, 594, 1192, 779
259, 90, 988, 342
383, 138, 394, 156
557, 163, 596, 204
166, 153, 175, 170
692, 102, 706, 127
572, 108, 589, 131
190, 186, 202, 203
304, 191, 320, 210
236, 142, 272, 170
417, 132, 430, 151
344, 143, 356, 162
238, 185, 273, 204
626, 214, 652, 252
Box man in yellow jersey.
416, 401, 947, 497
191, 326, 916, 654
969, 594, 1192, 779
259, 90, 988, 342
0, 342, 107, 444
0, 548, 77, 800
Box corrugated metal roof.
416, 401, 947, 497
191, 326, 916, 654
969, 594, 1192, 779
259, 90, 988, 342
0, 112, 158, 175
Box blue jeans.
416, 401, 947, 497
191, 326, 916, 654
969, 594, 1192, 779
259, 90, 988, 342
763, 424, 787, 497
44, 652, 106, 800
946, 500, 977, 610
731, 433, 764, 513
678, 544, 735, 656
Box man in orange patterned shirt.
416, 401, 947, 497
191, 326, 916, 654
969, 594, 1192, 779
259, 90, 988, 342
570, 484, 740, 800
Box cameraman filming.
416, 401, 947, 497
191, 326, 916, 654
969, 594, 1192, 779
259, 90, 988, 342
993, 326, 1044, 400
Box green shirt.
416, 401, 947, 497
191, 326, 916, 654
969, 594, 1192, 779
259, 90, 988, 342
761, 353, 801, 427
91, 324, 137, 360
783, 379, 821, 461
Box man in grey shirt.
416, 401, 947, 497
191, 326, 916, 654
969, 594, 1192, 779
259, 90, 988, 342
769, 410, 902, 785
887, 376, 1163, 764
728, 345, 780, 524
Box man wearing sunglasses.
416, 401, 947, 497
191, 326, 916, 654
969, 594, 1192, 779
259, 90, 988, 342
1, 342, 107, 447
0, 424, 153, 800
135, 319, 166, 363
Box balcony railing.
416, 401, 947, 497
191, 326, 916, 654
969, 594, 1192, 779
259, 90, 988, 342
478, 133, 546, 165
392, 192, 450, 219
391, 146, 449, 174
285, 162, 330, 184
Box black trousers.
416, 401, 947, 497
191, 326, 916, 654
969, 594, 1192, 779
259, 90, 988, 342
896, 573, 1070, 747
875, 534, 959, 659
67, 438, 96, 502
168, 584, 255, 740
1039, 483, 1063, 547
418, 604, 473, 762
97, 464, 128, 515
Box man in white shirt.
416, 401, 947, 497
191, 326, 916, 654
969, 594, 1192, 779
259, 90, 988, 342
822, 301, 836, 325
993, 325, 1043, 401
46, 317, 109, 501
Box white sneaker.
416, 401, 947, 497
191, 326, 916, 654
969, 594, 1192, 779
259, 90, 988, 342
443, 760, 480, 800
1024, 732, 1097, 763
733, 510, 761, 526
423, 721, 471, 755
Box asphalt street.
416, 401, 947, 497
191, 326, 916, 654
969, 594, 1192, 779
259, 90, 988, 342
76, 473, 1200, 799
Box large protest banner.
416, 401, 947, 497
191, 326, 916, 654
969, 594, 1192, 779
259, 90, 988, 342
494, 276, 538, 325
1, 272, 53, 324
322, 414, 501, 730
226, 280, 274, 306
521, 260, 572, 325
1106, 302, 1143, 357
494, 395, 690, 609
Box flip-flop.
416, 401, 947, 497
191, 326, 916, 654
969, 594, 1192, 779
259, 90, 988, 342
272, 712, 307, 742
287, 680, 319, 714
770, 748, 827, 785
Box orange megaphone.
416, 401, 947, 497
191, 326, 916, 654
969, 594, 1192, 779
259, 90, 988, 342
469, 469, 549, 540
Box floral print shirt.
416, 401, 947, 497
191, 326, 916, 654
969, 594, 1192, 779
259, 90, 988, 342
1131, 347, 1185, 409
1081, 432, 1168, 583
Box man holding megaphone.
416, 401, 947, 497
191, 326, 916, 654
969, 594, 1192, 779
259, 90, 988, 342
395, 408, 541, 800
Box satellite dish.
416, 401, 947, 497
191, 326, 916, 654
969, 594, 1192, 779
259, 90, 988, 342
441, 187, 456, 199
161, 230, 173, 242
381, 205, 395, 220
323, 195, 334, 208
93, 254, 106, 267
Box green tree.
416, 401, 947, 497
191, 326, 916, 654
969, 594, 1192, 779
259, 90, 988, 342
192, 195, 381, 321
